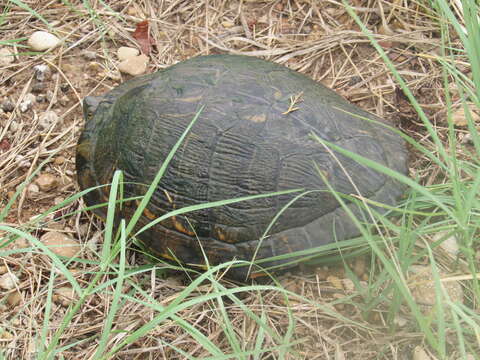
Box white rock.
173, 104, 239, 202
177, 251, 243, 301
413, 346, 431, 360
28, 31, 60, 51
117, 46, 139, 60
409, 265, 463, 313
393, 314, 408, 327
35, 173, 59, 191
20, 93, 36, 112
221, 20, 235, 28
433, 231, 459, 256
85, 231, 102, 252
26, 183, 40, 198
0, 272, 19, 290
7, 290, 22, 306
53, 286, 77, 307
82, 50, 96, 60
0, 48, 14, 66
9, 120, 19, 132
41, 231, 81, 258
33, 64, 51, 81
118, 54, 148, 76
38, 110, 59, 130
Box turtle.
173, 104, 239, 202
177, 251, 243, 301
76, 54, 408, 280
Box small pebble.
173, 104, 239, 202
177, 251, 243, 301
35, 173, 59, 191
221, 20, 235, 28
413, 346, 431, 360
53, 286, 77, 307
28, 31, 61, 51
327, 275, 343, 290
1, 330, 13, 340
461, 133, 473, 145
60, 83, 69, 93
46, 90, 57, 104
393, 314, 408, 327
409, 265, 463, 313
20, 93, 36, 112
127, 6, 138, 16
41, 231, 81, 258
85, 231, 102, 253
0, 47, 14, 66
7, 290, 22, 306
10, 120, 19, 131
118, 54, 148, 76
86, 61, 101, 73
0, 272, 19, 290
31, 82, 46, 93
36, 94, 47, 103
342, 278, 355, 292
2, 99, 14, 112
77, 223, 89, 237
14, 237, 29, 249
33, 64, 51, 82
82, 50, 97, 60
315, 266, 329, 280
451, 106, 479, 127
433, 231, 459, 256
15, 154, 30, 168
59, 94, 69, 106
117, 46, 139, 61
54, 155, 65, 165
7, 191, 15, 200
353, 257, 367, 277
26, 183, 40, 198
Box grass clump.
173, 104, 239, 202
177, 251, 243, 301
1, 0, 479, 359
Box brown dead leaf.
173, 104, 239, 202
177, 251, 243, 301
0, 139, 11, 151
451, 104, 480, 126
132, 20, 155, 55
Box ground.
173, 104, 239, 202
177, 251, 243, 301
0, 1, 477, 359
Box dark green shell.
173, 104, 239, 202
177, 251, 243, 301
76, 54, 407, 279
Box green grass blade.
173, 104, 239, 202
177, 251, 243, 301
7, 0, 52, 30
94, 219, 127, 359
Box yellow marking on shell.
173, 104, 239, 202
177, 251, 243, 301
249, 271, 268, 279
215, 227, 236, 244
142, 207, 156, 220
172, 216, 195, 236
280, 235, 293, 254
249, 114, 266, 123
216, 228, 226, 242
274, 91, 282, 100
178, 95, 203, 103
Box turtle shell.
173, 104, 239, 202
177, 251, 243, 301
76, 54, 408, 279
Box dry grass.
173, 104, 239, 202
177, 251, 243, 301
0, 0, 477, 359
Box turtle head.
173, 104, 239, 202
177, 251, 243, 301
83, 96, 102, 122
